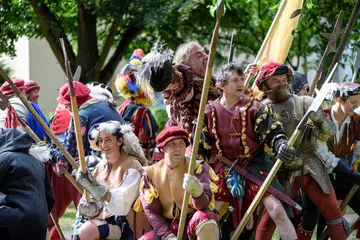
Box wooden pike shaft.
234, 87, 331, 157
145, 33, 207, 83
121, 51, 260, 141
0, 67, 79, 170
60, 39, 90, 203
176, 2, 224, 239
308, 48, 327, 96
50, 212, 65, 240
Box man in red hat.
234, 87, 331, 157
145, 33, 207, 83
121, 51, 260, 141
137, 126, 219, 240
254, 62, 347, 240
25, 80, 40, 104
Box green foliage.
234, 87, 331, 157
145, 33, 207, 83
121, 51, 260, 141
0, 0, 359, 84
149, 107, 168, 133
0, 59, 13, 84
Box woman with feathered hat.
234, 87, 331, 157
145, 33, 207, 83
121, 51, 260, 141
74, 121, 150, 240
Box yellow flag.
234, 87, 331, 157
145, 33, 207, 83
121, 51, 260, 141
252, 0, 304, 89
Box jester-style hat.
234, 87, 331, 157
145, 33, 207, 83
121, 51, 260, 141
88, 121, 148, 166
115, 49, 155, 106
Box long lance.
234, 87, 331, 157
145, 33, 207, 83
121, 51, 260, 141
351, 47, 360, 83
0, 91, 71, 240
228, 32, 235, 63
308, 11, 343, 96
176, 2, 224, 239
60, 38, 91, 203
231, 63, 338, 240
317, 0, 360, 88
0, 69, 79, 171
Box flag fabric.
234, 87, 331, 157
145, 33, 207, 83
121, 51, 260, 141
252, 0, 304, 90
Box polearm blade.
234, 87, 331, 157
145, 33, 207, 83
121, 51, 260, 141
60, 38, 91, 203
319, 0, 360, 87
231, 63, 338, 240
351, 47, 360, 83
308, 11, 343, 96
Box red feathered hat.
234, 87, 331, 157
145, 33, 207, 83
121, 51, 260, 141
156, 126, 190, 148
255, 62, 293, 91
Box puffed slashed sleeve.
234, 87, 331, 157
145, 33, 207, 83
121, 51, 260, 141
139, 173, 174, 239
103, 168, 141, 216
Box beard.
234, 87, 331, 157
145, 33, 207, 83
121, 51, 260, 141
264, 85, 291, 102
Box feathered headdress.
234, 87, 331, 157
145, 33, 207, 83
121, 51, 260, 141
88, 121, 148, 166
115, 49, 154, 106
137, 41, 174, 102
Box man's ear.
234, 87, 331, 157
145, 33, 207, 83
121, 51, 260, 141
217, 82, 224, 88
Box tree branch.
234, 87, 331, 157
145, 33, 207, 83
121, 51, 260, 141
26, 0, 76, 72
98, 25, 143, 83
95, 19, 120, 74
77, 2, 99, 81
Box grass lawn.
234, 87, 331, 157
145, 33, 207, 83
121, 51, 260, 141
59, 205, 358, 239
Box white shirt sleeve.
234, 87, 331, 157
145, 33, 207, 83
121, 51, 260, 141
313, 137, 340, 172
10, 98, 28, 124
103, 168, 141, 216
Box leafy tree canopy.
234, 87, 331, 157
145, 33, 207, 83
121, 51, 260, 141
0, 0, 359, 84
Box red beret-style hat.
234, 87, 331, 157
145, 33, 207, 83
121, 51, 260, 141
255, 62, 293, 91
51, 109, 71, 135
57, 81, 92, 106
1, 79, 26, 95
25, 80, 40, 93
156, 126, 190, 148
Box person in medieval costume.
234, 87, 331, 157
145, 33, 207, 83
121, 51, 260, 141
254, 62, 347, 240
115, 49, 159, 160
140, 41, 222, 133
51, 81, 125, 175
289, 72, 309, 97
196, 63, 297, 239
0, 79, 50, 141
24, 80, 50, 141
0, 128, 54, 240
136, 126, 219, 240
72, 121, 150, 240
25, 80, 40, 104
296, 82, 360, 239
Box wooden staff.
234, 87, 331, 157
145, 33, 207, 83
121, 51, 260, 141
176, 2, 224, 239
0, 68, 79, 170
60, 38, 90, 203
